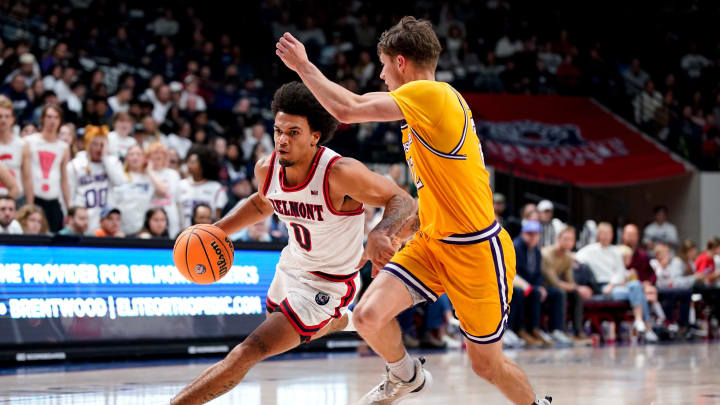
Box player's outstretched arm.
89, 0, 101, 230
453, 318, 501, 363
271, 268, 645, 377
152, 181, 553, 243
276, 33, 403, 124
327, 158, 417, 275
213, 156, 275, 235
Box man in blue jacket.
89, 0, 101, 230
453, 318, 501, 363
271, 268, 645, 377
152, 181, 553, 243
511, 219, 569, 346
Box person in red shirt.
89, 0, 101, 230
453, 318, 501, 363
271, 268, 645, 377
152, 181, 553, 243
695, 237, 720, 283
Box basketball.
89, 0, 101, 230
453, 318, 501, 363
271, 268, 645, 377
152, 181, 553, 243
173, 224, 235, 284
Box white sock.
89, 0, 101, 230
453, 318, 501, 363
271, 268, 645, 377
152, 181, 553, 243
387, 352, 415, 382
342, 310, 355, 332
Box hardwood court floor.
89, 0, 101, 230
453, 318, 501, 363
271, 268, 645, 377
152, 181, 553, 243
0, 343, 718, 404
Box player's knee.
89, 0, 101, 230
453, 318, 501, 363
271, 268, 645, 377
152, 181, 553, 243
470, 354, 501, 382
230, 335, 270, 365
353, 304, 383, 335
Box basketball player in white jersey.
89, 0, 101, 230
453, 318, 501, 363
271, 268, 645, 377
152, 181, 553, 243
66, 125, 126, 233
0, 95, 25, 201
170, 82, 417, 405
21, 104, 70, 232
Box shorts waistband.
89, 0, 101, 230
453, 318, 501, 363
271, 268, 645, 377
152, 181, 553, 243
439, 221, 502, 245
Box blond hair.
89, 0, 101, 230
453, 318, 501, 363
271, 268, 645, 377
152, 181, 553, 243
16, 204, 49, 234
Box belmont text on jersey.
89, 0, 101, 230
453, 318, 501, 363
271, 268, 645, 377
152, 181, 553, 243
268, 198, 325, 222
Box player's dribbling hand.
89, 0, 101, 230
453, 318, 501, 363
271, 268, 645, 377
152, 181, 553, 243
357, 230, 397, 277
275, 33, 309, 72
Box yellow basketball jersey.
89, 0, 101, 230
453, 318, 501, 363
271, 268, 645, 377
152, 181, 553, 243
389, 80, 495, 239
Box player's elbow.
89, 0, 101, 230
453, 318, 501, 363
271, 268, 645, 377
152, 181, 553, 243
332, 105, 355, 124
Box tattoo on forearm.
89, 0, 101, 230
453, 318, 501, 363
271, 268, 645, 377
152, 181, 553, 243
373, 195, 416, 237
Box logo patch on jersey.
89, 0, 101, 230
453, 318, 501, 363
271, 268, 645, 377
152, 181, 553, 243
315, 292, 330, 306
311, 190, 318, 195
194, 264, 206, 275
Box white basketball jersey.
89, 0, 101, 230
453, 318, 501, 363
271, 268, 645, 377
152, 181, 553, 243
26, 134, 68, 200
67, 154, 126, 232
0, 136, 24, 196
262, 147, 364, 276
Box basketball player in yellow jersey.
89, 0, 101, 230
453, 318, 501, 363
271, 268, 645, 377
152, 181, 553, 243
277, 17, 552, 405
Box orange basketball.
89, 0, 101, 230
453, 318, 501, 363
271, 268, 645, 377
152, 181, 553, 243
173, 224, 235, 284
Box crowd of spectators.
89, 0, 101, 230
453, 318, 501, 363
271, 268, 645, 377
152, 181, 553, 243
0, 1, 719, 348
492, 198, 720, 347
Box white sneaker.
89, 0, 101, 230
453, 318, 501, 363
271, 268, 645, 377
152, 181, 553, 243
503, 329, 525, 348
358, 357, 433, 404
550, 330, 573, 345
537, 329, 554, 343
442, 335, 462, 349
644, 328, 659, 343
633, 320, 647, 334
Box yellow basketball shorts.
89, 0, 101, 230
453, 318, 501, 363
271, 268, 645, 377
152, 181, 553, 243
381, 221, 516, 344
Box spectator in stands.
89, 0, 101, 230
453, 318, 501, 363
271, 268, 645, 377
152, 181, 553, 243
681, 43, 709, 85
577, 222, 657, 341
0, 195, 22, 234
67, 125, 126, 232
651, 242, 695, 336
179, 145, 227, 229
222, 177, 252, 216
58, 123, 81, 159
622, 223, 665, 324
21, 104, 70, 233
58, 206, 89, 236
107, 112, 137, 160
1, 72, 31, 123
113, 145, 165, 236
493, 193, 506, 226
108, 86, 132, 115
643, 205, 679, 249
542, 226, 593, 342
146, 142, 182, 238
537, 199, 556, 248
633, 80, 663, 130
623, 58, 649, 98
241, 120, 273, 161
94, 206, 124, 237
136, 207, 169, 239
695, 237, 720, 283
20, 123, 37, 138
678, 240, 699, 274
512, 219, 567, 346
236, 221, 272, 242
0, 95, 24, 201
191, 203, 212, 225
16, 204, 49, 235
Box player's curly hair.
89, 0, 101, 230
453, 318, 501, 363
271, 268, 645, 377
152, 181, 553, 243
377, 16, 442, 71
271, 81, 338, 145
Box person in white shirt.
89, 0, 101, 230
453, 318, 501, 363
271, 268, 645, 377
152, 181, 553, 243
643, 205, 679, 249
107, 86, 132, 114
0, 195, 23, 234
146, 142, 182, 238
66, 125, 126, 232
178, 146, 228, 230
107, 112, 137, 160
577, 222, 655, 340
0, 96, 24, 200
52, 66, 75, 102
151, 84, 172, 124
21, 104, 70, 233
651, 243, 697, 333
112, 145, 165, 236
